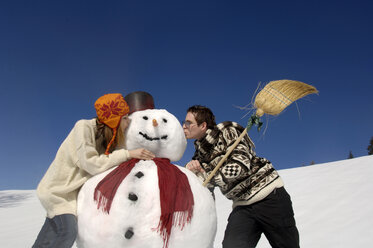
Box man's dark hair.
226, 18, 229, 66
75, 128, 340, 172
187, 105, 216, 129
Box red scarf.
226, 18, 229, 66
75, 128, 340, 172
94, 158, 194, 248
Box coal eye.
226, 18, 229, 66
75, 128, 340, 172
143, 116, 148, 120
162, 118, 167, 123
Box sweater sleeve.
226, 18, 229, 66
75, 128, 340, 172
208, 126, 255, 188
73, 120, 130, 176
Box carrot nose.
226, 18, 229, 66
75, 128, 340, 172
153, 119, 158, 127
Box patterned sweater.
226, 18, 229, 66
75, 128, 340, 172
193, 121, 284, 208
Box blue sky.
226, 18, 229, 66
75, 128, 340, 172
1, 0, 372, 190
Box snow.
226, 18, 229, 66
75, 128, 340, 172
125, 109, 187, 162
1, 155, 373, 248
76, 161, 217, 248
76, 109, 216, 248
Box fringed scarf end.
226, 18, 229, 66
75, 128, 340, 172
93, 190, 112, 214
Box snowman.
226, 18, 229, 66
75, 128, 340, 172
76, 92, 217, 248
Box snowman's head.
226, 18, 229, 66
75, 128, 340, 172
125, 109, 187, 161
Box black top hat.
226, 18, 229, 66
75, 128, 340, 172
124, 91, 155, 114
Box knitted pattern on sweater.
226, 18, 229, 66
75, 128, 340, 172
193, 121, 284, 206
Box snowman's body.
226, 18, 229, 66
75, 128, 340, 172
77, 109, 217, 248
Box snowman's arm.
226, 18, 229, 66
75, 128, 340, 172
73, 120, 131, 175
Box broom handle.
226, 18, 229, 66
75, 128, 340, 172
203, 128, 248, 187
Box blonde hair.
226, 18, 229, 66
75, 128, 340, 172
95, 118, 125, 154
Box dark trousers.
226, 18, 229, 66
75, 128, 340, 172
222, 187, 299, 248
32, 214, 77, 248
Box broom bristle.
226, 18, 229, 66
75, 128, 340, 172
254, 80, 318, 117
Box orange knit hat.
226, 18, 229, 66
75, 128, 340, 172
95, 93, 130, 155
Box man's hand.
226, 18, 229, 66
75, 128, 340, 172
129, 148, 155, 160
186, 160, 205, 173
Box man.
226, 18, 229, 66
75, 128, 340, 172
183, 105, 299, 248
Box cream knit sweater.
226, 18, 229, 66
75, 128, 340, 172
36, 119, 130, 218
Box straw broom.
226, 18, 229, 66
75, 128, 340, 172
203, 79, 318, 187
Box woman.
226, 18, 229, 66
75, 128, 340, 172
32, 93, 155, 248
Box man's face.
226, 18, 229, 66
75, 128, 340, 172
183, 112, 206, 140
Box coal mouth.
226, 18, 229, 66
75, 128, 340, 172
139, 132, 168, 141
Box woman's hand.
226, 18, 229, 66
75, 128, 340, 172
129, 148, 155, 160
186, 160, 205, 173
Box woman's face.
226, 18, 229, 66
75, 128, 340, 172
120, 115, 130, 131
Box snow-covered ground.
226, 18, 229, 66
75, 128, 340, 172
1, 155, 372, 247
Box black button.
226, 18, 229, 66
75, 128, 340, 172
124, 228, 134, 239
135, 171, 144, 178
128, 193, 138, 201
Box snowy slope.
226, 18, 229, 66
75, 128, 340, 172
1, 155, 372, 247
